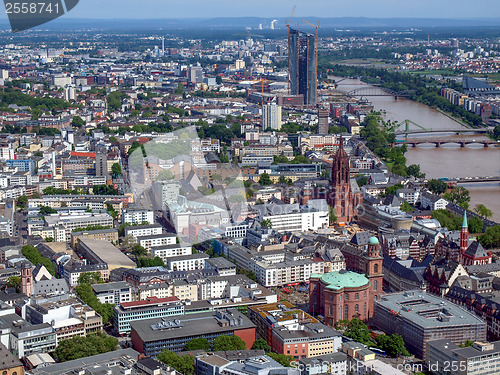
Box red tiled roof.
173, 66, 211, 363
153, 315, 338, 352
70, 152, 96, 158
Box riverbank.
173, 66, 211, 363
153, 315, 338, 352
333, 77, 500, 222
435, 108, 473, 129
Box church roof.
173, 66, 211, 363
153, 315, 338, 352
464, 241, 489, 259
314, 270, 369, 290
350, 231, 371, 247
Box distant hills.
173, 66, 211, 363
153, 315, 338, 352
2, 17, 500, 31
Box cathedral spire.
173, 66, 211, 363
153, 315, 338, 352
460, 211, 469, 255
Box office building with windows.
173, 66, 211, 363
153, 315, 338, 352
372, 291, 486, 358
262, 103, 282, 130
289, 29, 317, 106
130, 309, 255, 356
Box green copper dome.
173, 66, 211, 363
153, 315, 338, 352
369, 236, 379, 245
314, 271, 369, 291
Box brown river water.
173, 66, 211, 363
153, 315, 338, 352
334, 77, 500, 222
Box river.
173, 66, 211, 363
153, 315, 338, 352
333, 77, 500, 222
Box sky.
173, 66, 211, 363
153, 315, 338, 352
2, 0, 500, 20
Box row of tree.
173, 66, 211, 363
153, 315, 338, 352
337, 318, 410, 357
54, 332, 118, 362
360, 115, 408, 177
21, 245, 55, 275
75, 272, 115, 324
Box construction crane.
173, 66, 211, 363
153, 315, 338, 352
285, 6, 296, 94
257, 78, 268, 107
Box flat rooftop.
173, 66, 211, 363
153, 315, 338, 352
79, 238, 136, 268
131, 309, 255, 342
376, 291, 486, 329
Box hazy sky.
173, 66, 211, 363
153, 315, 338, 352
2, 0, 500, 20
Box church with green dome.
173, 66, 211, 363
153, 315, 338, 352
309, 235, 383, 327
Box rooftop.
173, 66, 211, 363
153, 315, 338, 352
92, 281, 130, 293
120, 296, 180, 310
130, 309, 255, 342
376, 291, 486, 329
313, 270, 369, 291
31, 348, 139, 375
79, 238, 136, 268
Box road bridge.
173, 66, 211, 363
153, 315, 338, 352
347, 87, 412, 98
393, 139, 496, 147
394, 129, 490, 136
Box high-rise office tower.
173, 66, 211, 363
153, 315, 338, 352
289, 28, 317, 106
95, 146, 108, 178
318, 108, 329, 134
262, 103, 282, 130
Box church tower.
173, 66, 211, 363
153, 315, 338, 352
329, 134, 354, 223
460, 212, 469, 254
21, 263, 33, 296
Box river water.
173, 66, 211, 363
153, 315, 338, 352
334, 77, 500, 222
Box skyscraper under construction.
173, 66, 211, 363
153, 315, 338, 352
289, 28, 317, 106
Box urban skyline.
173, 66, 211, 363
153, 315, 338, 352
1, 1, 500, 21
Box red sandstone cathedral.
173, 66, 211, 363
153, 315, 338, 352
328, 135, 362, 224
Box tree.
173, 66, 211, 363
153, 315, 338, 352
54, 332, 118, 362
329, 206, 337, 225
400, 201, 413, 213
259, 173, 272, 186
71, 116, 85, 127
137, 256, 165, 268
31, 191, 41, 199
479, 225, 500, 249
343, 319, 373, 346
16, 195, 28, 208
122, 234, 137, 251
157, 350, 194, 375
6, 276, 21, 292
185, 337, 211, 351
468, 216, 484, 234
211, 335, 247, 351
132, 244, 148, 257
474, 204, 493, 220
75, 283, 114, 324
175, 83, 185, 95
427, 179, 447, 195
216, 75, 223, 85
78, 272, 102, 285
39, 206, 57, 215
106, 91, 129, 112
391, 163, 407, 177
459, 339, 474, 348
266, 353, 295, 367
406, 164, 426, 179
432, 209, 462, 231
444, 186, 471, 209
260, 219, 272, 229
252, 338, 271, 352
376, 334, 410, 357
356, 176, 368, 187
384, 184, 403, 197
21, 244, 55, 275
111, 163, 122, 177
